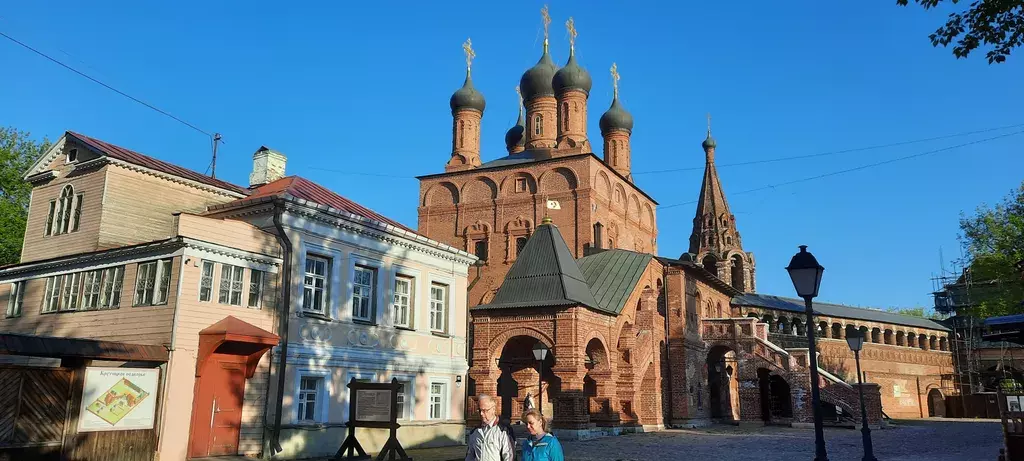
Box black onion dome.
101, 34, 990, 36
702, 132, 717, 150
553, 51, 592, 95
450, 73, 486, 114
504, 108, 526, 151
599, 96, 633, 135
519, 45, 559, 101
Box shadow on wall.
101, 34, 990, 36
268, 240, 470, 459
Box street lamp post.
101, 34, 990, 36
786, 245, 829, 461
845, 330, 879, 461
532, 342, 550, 415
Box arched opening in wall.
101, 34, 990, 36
927, 388, 946, 417
777, 317, 788, 335
908, 333, 917, 348
818, 321, 830, 338
792, 318, 804, 335
896, 331, 906, 346
656, 279, 665, 317
496, 335, 557, 423
730, 254, 745, 291
534, 114, 543, 136
707, 345, 739, 421
846, 325, 858, 339
701, 255, 718, 275
871, 328, 881, 344
762, 314, 775, 333
747, 313, 761, 319
884, 329, 894, 345
758, 369, 792, 423
831, 323, 842, 339
930, 335, 938, 350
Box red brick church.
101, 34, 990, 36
417, 13, 954, 437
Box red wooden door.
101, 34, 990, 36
189, 356, 245, 458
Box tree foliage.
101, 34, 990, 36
0, 127, 50, 266
897, 0, 1024, 63
959, 180, 1024, 317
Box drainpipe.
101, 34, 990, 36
661, 272, 673, 427
269, 200, 294, 455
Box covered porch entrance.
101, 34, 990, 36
188, 316, 278, 459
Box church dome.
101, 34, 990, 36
519, 45, 559, 101
599, 96, 633, 135
552, 51, 592, 95
450, 73, 486, 114
504, 108, 526, 152
702, 132, 717, 150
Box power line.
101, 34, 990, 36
0, 30, 212, 138
634, 122, 1024, 175
657, 129, 1024, 211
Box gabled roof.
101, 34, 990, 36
64, 131, 250, 195
240, 176, 416, 233
578, 249, 653, 314
474, 220, 599, 311
732, 293, 951, 331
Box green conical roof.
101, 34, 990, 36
475, 220, 598, 310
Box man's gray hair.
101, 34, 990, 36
477, 394, 495, 407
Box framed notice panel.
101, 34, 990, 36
78, 367, 160, 432
354, 389, 392, 423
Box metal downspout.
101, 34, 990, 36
269, 201, 293, 455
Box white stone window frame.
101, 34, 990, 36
427, 377, 451, 420
345, 254, 384, 324
390, 265, 421, 330
293, 367, 332, 425
301, 249, 334, 317
426, 274, 455, 335
391, 373, 417, 421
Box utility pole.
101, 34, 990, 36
211, 133, 222, 178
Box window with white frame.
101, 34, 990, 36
199, 261, 215, 302
42, 275, 62, 313
429, 382, 447, 419
396, 380, 412, 420
430, 283, 448, 333
46, 185, 84, 236
352, 266, 375, 322
134, 259, 172, 306
248, 269, 264, 308
297, 376, 323, 423
81, 270, 102, 309
66, 148, 78, 163
59, 272, 81, 311
303, 255, 329, 314
393, 276, 413, 328
7, 281, 25, 318
99, 266, 124, 309
218, 264, 244, 306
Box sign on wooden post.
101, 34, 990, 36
334, 377, 411, 461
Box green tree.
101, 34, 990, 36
0, 127, 50, 266
959, 180, 1024, 317
897, 0, 1024, 63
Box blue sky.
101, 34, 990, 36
2, 1, 1021, 310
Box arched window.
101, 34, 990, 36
534, 114, 543, 136
562, 102, 569, 131
47, 184, 82, 236
458, 120, 465, 148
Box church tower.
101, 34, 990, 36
553, 17, 592, 153
447, 39, 485, 172
686, 117, 755, 292
504, 88, 526, 154
599, 63, 633, 181
520, 5, 559, 150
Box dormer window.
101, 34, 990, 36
66, 148, 78, 163
45, 185, 83, 236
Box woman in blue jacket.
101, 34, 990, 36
520, 409, 564, 461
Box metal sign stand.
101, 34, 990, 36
334, 378, 411, 461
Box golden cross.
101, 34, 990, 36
610, 62, 620, 98
462, 38, 476, 72
566, 17, 577, 49
706, 113, 712, 135
541, 5, 551, 40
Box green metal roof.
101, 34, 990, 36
473, 221, 599, 311
577, 249, 653, 314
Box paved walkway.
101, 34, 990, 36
396, 419, 1002, 461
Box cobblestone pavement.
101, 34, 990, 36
401, 419, 1002, 461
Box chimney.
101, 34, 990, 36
249, 146, 286, 188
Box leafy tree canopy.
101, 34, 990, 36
959, 180, 1024, 317
0, 127, 50, 265
897, 0, 1024, 63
